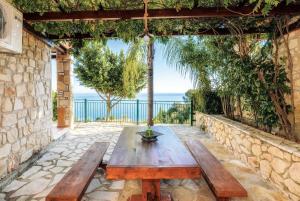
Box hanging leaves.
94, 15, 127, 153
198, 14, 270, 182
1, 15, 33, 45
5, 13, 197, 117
13, 0, 295, 41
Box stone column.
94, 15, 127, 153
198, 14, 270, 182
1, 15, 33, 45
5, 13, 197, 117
56, 53, 73, 128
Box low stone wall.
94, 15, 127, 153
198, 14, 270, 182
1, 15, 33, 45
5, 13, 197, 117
0, 31, 52, 179
196, 112, 300, 201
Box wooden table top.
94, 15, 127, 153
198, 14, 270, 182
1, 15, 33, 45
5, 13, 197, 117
106, 126, 201, 180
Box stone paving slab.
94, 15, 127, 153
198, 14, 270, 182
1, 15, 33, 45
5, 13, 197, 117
0, 122, 291, 201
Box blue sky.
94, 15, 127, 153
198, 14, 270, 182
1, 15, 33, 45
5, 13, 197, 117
51, 39, 193, 94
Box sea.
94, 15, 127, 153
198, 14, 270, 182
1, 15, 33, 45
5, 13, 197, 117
73, 93, 189, 122
74, 93, 186, 101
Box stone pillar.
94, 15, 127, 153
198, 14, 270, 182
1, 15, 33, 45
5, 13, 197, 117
56, 53, 73, 128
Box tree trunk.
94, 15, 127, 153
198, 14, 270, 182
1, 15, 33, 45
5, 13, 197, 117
237, 96, 243, 122
274, 22, 295, 137
257, 70, 293, 139
106, 95, 111, 121
147, 40, 154, 126
221, 95, 234, 119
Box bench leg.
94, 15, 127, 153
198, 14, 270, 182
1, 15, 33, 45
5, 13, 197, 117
99, 161, 107, 170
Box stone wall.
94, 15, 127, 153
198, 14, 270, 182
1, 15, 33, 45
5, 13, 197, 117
278, 29, 300, 139
0, 31, 53, 179
196, 112, 300, 201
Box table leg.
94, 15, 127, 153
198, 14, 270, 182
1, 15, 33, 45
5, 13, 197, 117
142, 180, 160, 201
128, 180, 172, 201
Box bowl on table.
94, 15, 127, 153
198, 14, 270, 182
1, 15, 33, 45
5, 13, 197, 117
137, 130, 163, 142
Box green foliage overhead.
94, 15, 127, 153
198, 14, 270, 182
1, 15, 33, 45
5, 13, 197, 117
13, 0, 291, 13
12, 0, 295, 42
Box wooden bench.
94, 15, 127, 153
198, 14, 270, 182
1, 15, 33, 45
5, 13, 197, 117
46, 142, 109, 201
186, 140, 247, 201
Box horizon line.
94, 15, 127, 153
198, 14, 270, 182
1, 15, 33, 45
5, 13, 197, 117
73, 92, 188, 94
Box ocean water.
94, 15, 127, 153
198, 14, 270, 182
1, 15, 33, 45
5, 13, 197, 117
74, 93, 186, 101
73, 93, 190, 123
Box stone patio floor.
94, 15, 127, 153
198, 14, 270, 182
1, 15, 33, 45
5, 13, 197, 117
0, 122, 290, 201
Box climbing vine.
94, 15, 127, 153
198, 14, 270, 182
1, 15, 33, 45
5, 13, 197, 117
13, 0, 291, 13
13, 0, 295, 42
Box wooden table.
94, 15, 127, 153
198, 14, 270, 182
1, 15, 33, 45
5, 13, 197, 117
106, 126, 201, 201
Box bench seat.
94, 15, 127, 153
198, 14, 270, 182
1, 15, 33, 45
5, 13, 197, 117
186, 140, 247, 201
46, 142, 109, 201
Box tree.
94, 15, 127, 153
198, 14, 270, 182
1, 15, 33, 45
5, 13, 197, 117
164, 35, 292, 138
74, 41, 146, 120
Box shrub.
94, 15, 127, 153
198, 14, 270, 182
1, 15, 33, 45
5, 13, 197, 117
201, 91, 223, 114
52, 91, 57, 121
154, 104, 190, 124
185, 89, 223, 114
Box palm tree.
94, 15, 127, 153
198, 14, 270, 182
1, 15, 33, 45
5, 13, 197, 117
164, 37, 211, 91
147, 40, 154, 126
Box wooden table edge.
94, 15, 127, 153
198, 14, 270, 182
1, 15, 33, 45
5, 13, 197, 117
106, 166, 201, 180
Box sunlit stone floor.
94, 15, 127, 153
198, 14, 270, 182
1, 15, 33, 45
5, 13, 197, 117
0, 122, 290, 201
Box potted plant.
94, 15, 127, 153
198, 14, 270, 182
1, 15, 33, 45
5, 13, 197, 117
137, 126, 163, 142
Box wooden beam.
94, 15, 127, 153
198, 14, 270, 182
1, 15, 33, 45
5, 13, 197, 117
23, 5, 300, 22
46, 32, 114, 40
52, 44, 68, 55
43, 17, 300, 40
45, 28, 271, 40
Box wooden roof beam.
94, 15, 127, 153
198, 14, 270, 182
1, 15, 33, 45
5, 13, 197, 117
45, 28, 271, 40
42, 16, 300, 40
23, 5, 300, 22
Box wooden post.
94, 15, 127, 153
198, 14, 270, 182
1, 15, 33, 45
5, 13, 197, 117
147, 40, 154, 126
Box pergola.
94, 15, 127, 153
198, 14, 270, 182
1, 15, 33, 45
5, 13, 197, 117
15, 0, 300, 126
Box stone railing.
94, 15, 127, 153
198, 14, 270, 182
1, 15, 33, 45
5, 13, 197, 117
196, 112, 300, 201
